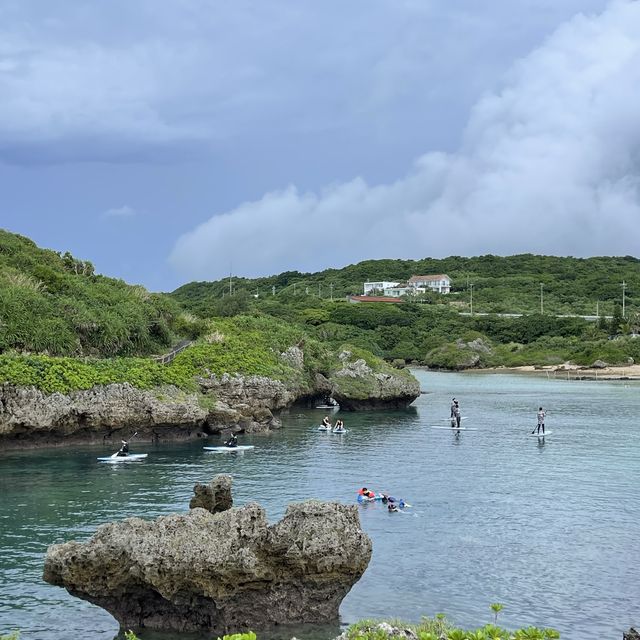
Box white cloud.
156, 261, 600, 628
103, 205, 136, 218
170, 0, 640, 280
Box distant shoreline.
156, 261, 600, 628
413, 364, 640, 381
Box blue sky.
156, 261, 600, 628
1, 0, 638, 291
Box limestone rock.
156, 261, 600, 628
189, 474, 233, 514
0, 383, 207, 446
624, 629, 640, 640
330, 351, 419, 411
591, 359, 609, 369
43, 501, 371, 634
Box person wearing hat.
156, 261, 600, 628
116, 440, 129, 457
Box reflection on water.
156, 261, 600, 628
1, 371, 639, 640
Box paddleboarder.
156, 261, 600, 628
533, 407, 546, 435
451, 399, 461, 429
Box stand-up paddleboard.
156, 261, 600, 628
530, 431, 552, 437
203, 445, 255, 452
430, 426, 477, 431
357, 494, 384, 503
317, 425, 332, 431
441, 416, 467, 421
332, 429, 347, 434
315, 405, 339, 409
97, 453, 148, 462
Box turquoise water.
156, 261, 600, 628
1, 371, 639, 639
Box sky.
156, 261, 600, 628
1, 0, 638, 291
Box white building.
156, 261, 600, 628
363, 281, 400, 295
407, 274, 451, 294
383, 285, 414, 297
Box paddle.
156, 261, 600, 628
531, 410, 548, 434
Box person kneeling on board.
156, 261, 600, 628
321, 416, 332, 428
116, 440, 129, 457
333, 419, 345, 432
224, 434, 238, 448
358, 487, 376, 499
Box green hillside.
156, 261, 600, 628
172, 255, 640, 369
171, 254, 640, 317
0, 229, 181, 356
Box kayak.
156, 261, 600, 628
203, 445, 255, 452
97, 453, 148, 463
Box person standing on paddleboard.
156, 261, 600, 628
452, 399, 461, 429
533, 407, 546, 435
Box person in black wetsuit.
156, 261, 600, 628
224, 434, 238, 448
116, 440, 129, 457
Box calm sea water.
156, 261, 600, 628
1, 371, 639, 640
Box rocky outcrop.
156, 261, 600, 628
624, 629, 640, 640
0, 349, 420, 447
0, 383, 207, 447
189, 474, 233, 514
43, 497, 372, 633
329, 351, 420, 411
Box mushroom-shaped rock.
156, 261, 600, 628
43, 501, 371, 633
189, 474, 233, 514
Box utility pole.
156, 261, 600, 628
293, 283, 297, 295
319, 283, 322, 298
596, 300, 599, 319
540, 282, 544, 314
305, 286, 309, 295
470, 283, 474, 316
330, 283, 334, 302
622, 281, 627, 318
272, 285, 276, 296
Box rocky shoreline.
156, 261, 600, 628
0, 350, 420, 449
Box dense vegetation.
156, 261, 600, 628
0, 230, 182, 356
0, 315, 336, 394
171, 254, 640, 317
1, 229, 639, 383
172, 256, 640, 369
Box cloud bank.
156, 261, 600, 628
0, 0, 604, 164
170, 1, 640, 280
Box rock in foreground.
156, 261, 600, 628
43, 500, 372, 633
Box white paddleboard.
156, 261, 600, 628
430, 426, 477, 431
317, 426, 332, 431
441, 416, 467, 421
530, 431, 552, 437
332, 429, 348, 434
203, 445, 255, 452
97, 453, 148, 462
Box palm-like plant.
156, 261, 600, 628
490, 603, 504, 624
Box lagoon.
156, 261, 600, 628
0, 371, 639, 639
